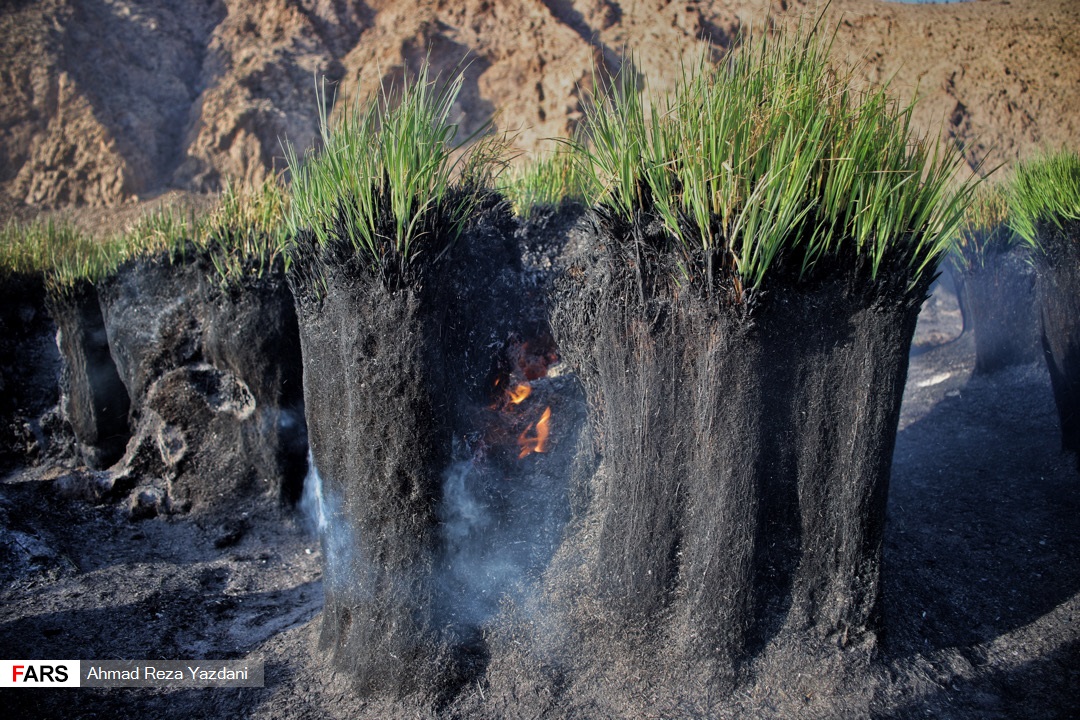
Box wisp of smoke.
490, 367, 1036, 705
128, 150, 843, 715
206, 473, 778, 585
436, 438, 569, 631
300, 449, 327, 533
300, 452, 359, 597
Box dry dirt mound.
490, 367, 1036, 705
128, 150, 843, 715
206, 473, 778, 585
1, 0, 1077, 212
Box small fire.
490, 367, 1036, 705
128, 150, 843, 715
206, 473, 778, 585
489, 335, 559, 460
507, 384, 532, 405
518, 407, 552, 459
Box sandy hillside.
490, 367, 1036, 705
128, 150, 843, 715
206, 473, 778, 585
0, 0, 1077, 214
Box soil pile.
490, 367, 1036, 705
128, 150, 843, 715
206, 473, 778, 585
1, 0, 1077, 212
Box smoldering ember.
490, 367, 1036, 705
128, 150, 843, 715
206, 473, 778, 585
1, 2, 1079, 719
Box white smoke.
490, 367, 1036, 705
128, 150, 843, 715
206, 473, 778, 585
437, 440, 569, 630
301, 413, 575, 632
300, 452, 360, 597
299, 449, 327, 533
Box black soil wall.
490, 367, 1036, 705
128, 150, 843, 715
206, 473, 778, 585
47, 282, 130, 469
0, 272, 63, 467
202, 279, 308, 505
1034, 220, 1080, 460
953, 245, 1040, 374
290, 198, 527, 699
550, 215, 927, 680
97, 258, 206, 423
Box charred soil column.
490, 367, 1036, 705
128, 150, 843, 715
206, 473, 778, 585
0, 272, 61, 466
769, 279, 927, 644
551, 226, 688, 635
553, 221, 930, 680
955, 245, 1040, 374
551, 218, 765, 677
1034, 219, 1080, 459
281, 61, 509, 697
291, 242, 452, 697
202, 274, 308, 505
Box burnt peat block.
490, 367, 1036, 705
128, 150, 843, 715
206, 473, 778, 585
550, 214, 928, 681
93, 253, 306, 514
1033, 220, 1080, 461
201, 277, 308, 505
289, 197, 528, 699
0, 272, 63, 467
293, 264, 450, 698
953, 241, 1040, 374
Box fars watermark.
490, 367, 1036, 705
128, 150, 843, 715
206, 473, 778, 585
1, 660, 80, 687
1, 660, 263, 688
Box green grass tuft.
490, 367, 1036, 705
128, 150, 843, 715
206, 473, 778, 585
1008, 149, 1080, 247
571, 18, 979, 301
121, 207, 198, 261
1, 218, 83, 277
950, 184, 1020, 273
498, 147, 595, 217
2, 180, 291, 294
284, 61, 504, 287
203, 178, 290, 286
0, 218, 122, 292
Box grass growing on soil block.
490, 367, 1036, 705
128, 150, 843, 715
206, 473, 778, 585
48, 207, 197, 294
0, 179, 289, 294
1008, 149, 1080, 247
947, 184, 1040, 373
285, 63, 514, 700
546, 17, 981, 689
201, 179, 291, 287
1009, 149, 1080, 460
285, 62, 504, 292
951, 185, 1017, 273
571, 25, 973, 301
2, 181, 306, 506
1, 219, 95, 279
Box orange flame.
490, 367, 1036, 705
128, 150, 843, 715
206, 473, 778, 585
508, 384, 532, 405
518, 407, 552, 459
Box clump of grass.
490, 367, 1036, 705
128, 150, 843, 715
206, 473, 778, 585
43, 209, 191, 293
203, 178, 290, 286
285, 61, 504, 288
0, 218, 121, 293
572, 19, 978, 302
2, 180, 291, 294
949, 184, 1021, 273
48, 235, 125, 292
120, 206, 198, 261
1, 219, 79, 277
573, 64, 654, 225
498, 148, 595, 217
1008, 149, 1080, 247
